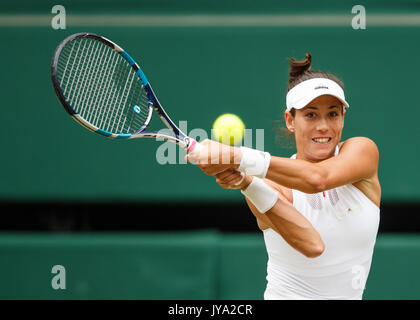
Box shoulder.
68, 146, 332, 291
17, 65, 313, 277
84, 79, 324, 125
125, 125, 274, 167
313, 136, 380, 191
339, 138, 381, 206
339, 137, 379, 159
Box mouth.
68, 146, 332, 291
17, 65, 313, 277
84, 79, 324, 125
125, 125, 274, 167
312, 137, 332, 144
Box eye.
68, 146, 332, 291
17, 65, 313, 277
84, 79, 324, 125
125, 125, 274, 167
305, 112, 316, 118
329, 111, 339, 117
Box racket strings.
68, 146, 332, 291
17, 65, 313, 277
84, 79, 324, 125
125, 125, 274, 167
57, 37, 150, 134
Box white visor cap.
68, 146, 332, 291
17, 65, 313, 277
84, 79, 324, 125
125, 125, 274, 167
286, 78, 350, 111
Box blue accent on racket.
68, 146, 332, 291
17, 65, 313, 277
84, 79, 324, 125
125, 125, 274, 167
136, 68, 149, 86
133, 105, 141, 114
117, 133, 132, 139
121, 51, 136, 66
96, 128, 113, 137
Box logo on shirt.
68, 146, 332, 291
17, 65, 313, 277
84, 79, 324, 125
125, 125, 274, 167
336, 206, 359, 220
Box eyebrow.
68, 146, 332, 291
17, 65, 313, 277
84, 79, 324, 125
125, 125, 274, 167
305, 105, 339, 110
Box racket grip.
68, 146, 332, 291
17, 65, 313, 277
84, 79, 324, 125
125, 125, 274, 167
185, 139, 202, 165
186, 139, 202, 154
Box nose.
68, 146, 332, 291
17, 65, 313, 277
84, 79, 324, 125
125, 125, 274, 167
316, 117, 329, 132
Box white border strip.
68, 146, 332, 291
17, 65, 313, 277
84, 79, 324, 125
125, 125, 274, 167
1, 14, 420, 27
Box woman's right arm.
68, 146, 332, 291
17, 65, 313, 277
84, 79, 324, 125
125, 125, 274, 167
215, 169, 325, 258
245, 182, 325, 258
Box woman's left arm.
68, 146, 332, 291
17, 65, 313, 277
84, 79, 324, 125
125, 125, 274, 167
265, 137, 379, 193
188, 137, 379, 194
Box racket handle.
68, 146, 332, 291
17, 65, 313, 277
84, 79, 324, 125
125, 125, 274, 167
185, 139, 202, 165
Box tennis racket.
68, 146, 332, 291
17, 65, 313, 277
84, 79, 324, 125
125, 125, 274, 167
51, 32, 201, 154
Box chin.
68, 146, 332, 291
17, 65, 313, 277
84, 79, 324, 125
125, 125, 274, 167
309, 144, 336, 161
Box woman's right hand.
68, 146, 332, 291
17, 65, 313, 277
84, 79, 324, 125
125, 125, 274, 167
215, 168, 253, 190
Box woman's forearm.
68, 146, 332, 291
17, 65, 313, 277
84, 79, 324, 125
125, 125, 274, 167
266, 200, 325, 258
265, 157, 325, 194
246, 197, 324, 258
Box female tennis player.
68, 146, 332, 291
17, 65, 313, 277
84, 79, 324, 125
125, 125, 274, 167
187, 52, 380, 300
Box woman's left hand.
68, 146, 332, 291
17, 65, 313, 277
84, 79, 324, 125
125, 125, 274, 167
215, 168, 252, 190
185, 139, 242, 175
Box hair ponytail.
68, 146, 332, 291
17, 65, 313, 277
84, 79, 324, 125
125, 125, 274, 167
289, 52, 312, 84
287, 52, 344, 93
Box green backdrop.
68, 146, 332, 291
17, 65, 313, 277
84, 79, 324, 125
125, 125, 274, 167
0, 231, 419, 300
1, 1, 420, 202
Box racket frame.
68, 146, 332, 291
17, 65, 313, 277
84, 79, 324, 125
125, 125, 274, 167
51, 32, 194, 149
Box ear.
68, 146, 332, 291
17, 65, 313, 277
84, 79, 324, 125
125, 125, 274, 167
341, 106, 346, 130
285, 111, 295, 133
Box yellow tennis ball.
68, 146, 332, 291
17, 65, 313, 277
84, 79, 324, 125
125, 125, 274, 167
212, 113, 245, 146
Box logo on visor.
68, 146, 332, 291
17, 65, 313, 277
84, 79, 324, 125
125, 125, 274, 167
315, 84, 329, 90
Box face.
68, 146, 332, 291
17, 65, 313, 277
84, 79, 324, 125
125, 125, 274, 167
285, 95, 346, 162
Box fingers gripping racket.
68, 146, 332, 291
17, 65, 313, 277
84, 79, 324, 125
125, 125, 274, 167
51, 32, 201, 154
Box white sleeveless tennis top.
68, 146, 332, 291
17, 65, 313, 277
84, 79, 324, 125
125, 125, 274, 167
263, 145, 380, 300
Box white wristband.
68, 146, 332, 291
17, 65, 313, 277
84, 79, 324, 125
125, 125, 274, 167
241, 177, 278, 214
238, 147, 271, 178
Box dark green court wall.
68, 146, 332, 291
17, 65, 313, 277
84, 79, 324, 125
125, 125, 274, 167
1, 2, 420, 202
0, 232, 419, 300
